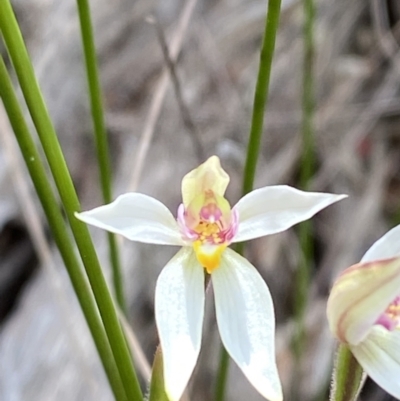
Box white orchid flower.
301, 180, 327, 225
327, 224, 400, 399
77, 156, 346, 401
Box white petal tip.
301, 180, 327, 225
272, 391, 283, 401
165, 387, 182, 401
75, 211, 98, 226
162, 345, 198, 401
321, 193, 348, 205
254, 383, 283, 401
266, 388, 283, 401
75, 211, 94, 226
334, 194, 349, 202
74, 210, 100, 224
74, 211, 84, 220
245, 371, 283, 401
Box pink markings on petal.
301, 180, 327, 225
177, 203, 199, 241
376, 295, 400, 331
224, 207, 239, 243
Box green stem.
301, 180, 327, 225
0, 55, 127, 401
76, 0, 126, 312
0, 3, 142, 400
214, 1, 282, 400
292, 0, 316, 378
331, 344, 365, 401
241, 0, 282, 196
293, 221, 313, 348
300, 0, 315, 190
291, 221, 313, 395
214, 347, 230, 401
109, 233, 125, 311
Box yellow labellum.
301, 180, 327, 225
193, 241, 227, 274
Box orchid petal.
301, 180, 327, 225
361, 224, 400, 263
76, 193, 185, 246
327, 257, 400, 345
181, 156, 229, 207
212, 248, 282, 401
232, 186, 347, 242
351, 326, 400, 398
155, 247, 204, 401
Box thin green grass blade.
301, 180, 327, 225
0, 55, 127, 401
292, 0, 316, 386
241, 0, 283, 196
0, 2, 142, 399
214, 347, 230, 401
75, 0, 126, 312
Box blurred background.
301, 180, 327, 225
0, 0, 400, 400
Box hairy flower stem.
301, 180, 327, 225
0, 1, 142, 399
76, 0, 126, 312
0, 55, 127, 401
214, 0, 282, 399
331, 344, 365, 401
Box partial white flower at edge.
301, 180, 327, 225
327, 224, 400, 399
76, 156, 347, 401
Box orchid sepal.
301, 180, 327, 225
75, 192, 185, 246
232, 186, 347, 243
327, 257, 400, 345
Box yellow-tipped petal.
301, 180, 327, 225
181, 156, 229, 207
327, 257, 400, 345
